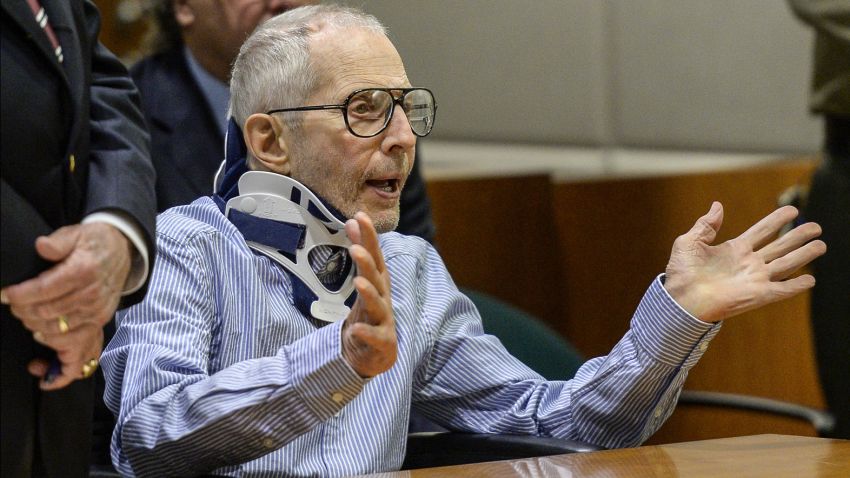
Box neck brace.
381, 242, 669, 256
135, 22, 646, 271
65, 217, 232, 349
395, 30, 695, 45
225, 171, 357, 322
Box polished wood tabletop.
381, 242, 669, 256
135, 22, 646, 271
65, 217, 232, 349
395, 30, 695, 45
358, 434, 850, 478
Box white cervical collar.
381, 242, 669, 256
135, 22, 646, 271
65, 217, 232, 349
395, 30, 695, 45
225, 171, 355, 322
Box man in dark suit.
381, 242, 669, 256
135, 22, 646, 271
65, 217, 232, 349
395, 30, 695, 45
1, 0, 156, 476
132, 0, 436, 243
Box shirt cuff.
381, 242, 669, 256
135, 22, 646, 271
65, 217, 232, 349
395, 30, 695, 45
82, 211, 149, 295
286, 320, 367, 419
630, 274, 722, 368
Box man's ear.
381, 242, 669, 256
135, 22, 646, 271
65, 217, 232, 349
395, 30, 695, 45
173, 0, 195, 28
244, 113, 291, 174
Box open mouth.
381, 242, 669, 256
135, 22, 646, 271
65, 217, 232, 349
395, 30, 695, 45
365, 178, 400, 194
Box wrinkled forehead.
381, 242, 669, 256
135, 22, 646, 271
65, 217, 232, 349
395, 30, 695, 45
309, 27, 410, 101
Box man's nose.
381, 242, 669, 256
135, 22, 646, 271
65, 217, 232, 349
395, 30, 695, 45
383, 104, 417, 150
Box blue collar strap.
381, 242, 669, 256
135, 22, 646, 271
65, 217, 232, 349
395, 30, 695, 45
213, 117, 249, 211
227, 208, 305, 254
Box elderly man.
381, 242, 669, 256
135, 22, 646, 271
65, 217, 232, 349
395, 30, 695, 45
103, 4, 826, 477
131, 0, 435, 244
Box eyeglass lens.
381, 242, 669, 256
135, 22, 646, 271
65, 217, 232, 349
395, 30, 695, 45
346, 89, 434, 137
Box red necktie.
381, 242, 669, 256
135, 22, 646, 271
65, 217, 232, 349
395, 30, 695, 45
25, 0, 63, 63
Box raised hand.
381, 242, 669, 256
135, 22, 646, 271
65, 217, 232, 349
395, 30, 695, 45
664, 202, 826, 323
1, 222, 132, 388
341, 212, 397, 377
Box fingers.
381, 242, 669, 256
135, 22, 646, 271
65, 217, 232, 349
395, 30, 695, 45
347, 211, 390, 301
738, 205, 798, 250
27, 312, 78, 336
350, 245, 385, 293
768, 239, 827, 281
1, 222, 128, 327
35, 225, 81, 262
758, 222, 822, 263
341, 212, 397, 377
683, 202, 724, 246
345, 218, 362, 245
353, 276, 388, 322
353, 212, 386, 272
12, 283, 110, 331
27, 358, 50, 378
12, 286, 117, 335
1, 260, 84, 308
29, 324, 103, 391
349, 246, 391, 326
768, 274, 817, 303
1, 226, 84, 306
32, 322, 98, 352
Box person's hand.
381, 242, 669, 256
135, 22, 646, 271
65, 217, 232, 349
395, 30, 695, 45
1, 222, 132, 388
28, 323, 103, 391
340, 212, 397, 378
664, 202, 826, 323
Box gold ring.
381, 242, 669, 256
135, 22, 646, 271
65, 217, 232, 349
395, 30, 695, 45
81, 358, 98, 378
57, 315, 69, 334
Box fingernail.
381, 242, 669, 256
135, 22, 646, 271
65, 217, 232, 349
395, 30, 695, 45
0, 290, 8, 304
33, 332, 45, 344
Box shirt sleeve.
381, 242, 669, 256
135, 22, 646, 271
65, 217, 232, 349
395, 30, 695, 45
101, 233, 366, 477
410, 243, 720, 449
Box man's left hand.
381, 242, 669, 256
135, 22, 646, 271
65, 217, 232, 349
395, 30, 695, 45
664, 202, 826, 323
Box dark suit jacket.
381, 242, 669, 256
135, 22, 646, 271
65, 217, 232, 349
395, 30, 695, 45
1, 1, 156, 476
131, 46, 436, 243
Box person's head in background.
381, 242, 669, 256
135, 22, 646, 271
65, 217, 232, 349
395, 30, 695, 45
229, 4, 436, 232
150, 0, 316, 82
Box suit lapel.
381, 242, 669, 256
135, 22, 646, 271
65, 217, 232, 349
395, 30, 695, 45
1, 0, 67, 81
42, 0, 85, 153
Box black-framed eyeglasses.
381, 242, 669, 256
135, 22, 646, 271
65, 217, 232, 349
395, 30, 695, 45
266, 87, 437, 138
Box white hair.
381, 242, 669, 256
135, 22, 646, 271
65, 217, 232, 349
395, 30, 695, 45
229, 4, 387, 133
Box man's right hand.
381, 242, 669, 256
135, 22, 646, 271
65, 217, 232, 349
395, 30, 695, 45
341, 212, 397, 378
1, 222, 132, 390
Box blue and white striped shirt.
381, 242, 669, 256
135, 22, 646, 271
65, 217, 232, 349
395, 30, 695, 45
102, 197, 720, 477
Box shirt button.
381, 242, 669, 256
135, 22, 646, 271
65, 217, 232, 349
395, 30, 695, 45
699, 341, 708, 352
654, 406, 663, 418
262, 437, 275, 449
331, 392, 344, 404
69, 154, 76, 173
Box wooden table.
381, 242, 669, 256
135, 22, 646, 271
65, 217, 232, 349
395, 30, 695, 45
358, 435, 850, 477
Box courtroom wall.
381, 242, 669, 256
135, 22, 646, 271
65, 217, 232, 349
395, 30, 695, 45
354, 0, 821, 153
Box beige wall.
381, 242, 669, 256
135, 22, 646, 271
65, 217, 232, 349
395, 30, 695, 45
350, 0, 821, 153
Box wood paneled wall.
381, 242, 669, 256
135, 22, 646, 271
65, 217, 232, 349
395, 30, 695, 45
427, 158, 824, 443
